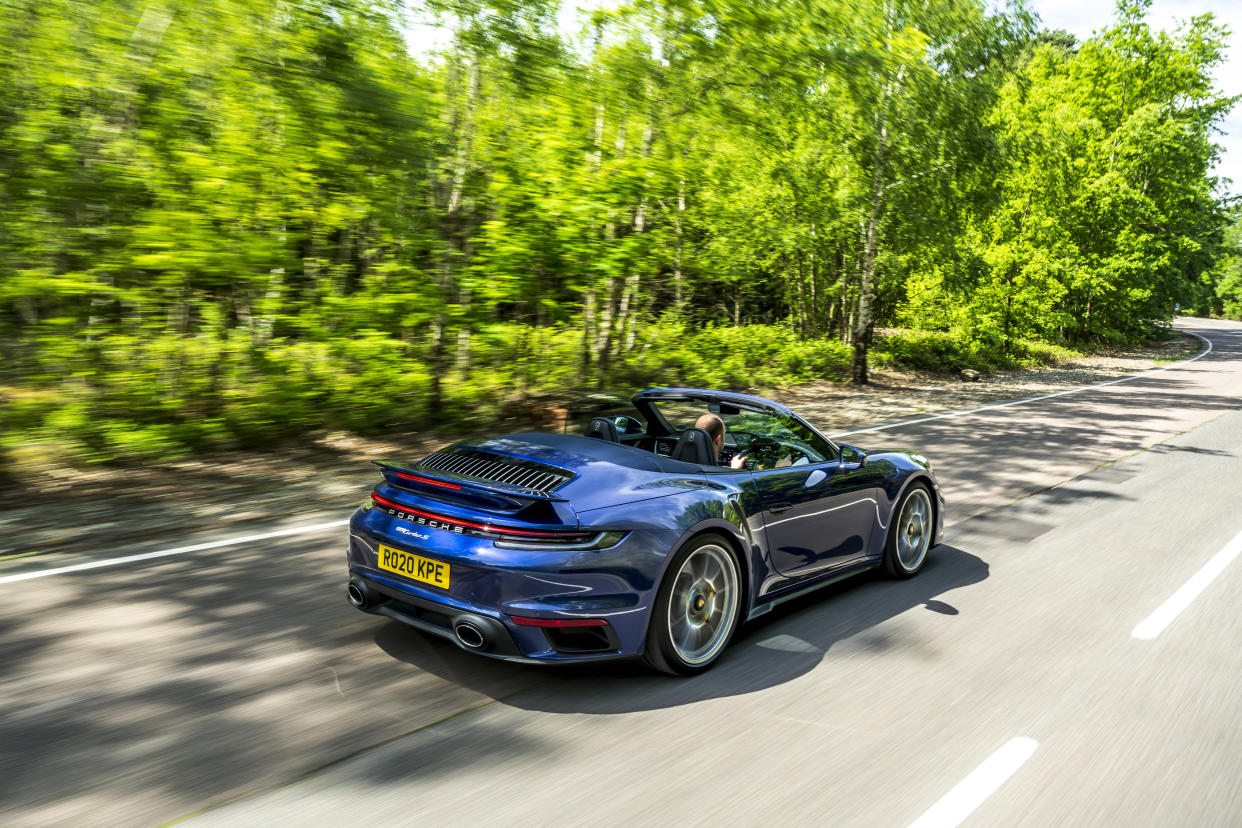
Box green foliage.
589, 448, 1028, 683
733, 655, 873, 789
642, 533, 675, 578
1, 323, 852, 464
1211, 211, 1242, 319
898, 1, 1234, 346
618, 324, 852, 389
873, 329, 993, 373
872, 329, 1077, 373
0, 0, 1234, 467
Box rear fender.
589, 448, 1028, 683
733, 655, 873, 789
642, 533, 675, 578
577, 489, 762, 639
663, 518, 758, 621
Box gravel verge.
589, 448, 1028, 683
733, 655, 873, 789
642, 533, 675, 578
780, 332, 1199, 433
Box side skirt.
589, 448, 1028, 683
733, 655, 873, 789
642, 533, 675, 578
746, 559, 881, 621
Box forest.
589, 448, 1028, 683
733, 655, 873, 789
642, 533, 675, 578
0, 0, 1238, 465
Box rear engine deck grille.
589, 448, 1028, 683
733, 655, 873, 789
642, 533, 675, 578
418, 452, 570, 493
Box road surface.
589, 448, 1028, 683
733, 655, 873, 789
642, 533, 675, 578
2, 317, 1240, 827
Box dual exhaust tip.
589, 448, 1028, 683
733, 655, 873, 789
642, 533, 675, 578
346, 579, 371, 609
452, 620, 487, 649
348, 577, 494, 651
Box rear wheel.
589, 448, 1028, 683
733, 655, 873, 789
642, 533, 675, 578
884, 482, 934, 578
643, 534, 742, 676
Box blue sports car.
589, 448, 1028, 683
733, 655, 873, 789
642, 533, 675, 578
346, 388, 943, 675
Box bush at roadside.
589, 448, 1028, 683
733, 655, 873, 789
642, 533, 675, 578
3, 323, 1078, 469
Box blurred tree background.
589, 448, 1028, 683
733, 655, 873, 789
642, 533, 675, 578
0, 0, 1236, 464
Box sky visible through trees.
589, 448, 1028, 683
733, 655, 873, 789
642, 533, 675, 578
0, 0, 1238, 464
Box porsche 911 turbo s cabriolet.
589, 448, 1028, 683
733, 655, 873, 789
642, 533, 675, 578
345, 388, 943, 675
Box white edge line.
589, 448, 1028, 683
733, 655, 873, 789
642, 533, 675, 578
1131, 528, 1242, 640
0, 519, 351, 585
831, 330, 1212, 439
907, 737, 1039, 828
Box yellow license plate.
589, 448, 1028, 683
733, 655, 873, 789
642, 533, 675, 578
377, 544, 451, 589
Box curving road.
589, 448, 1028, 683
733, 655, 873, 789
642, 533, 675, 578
2, 318, 1241, 827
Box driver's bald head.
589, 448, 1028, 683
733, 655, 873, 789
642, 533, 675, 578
694, 413, 725, 443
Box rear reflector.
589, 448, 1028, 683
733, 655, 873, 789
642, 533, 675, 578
509, 615, 610, 628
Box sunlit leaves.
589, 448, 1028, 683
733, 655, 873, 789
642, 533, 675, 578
0, 0, 1234, 462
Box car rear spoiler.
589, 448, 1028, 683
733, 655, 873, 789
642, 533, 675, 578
372, 461, 570, 502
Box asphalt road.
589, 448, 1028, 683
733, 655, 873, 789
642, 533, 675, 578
2, 317, 1240, 827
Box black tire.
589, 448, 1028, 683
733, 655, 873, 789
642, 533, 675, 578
643, 533, 743, 676
883, 481, 934, 578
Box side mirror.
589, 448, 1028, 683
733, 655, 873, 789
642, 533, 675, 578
840, 444, 867, 468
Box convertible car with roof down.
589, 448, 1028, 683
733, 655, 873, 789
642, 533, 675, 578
345, 388, 943, 675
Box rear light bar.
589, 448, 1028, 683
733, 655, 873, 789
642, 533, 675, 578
509, 615, 610, 628
391, 471, 462, 491
370, 492, 596, 542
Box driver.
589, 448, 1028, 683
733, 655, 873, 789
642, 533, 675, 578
694, 413, 748, 469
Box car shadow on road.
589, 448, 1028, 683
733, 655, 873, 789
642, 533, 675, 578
378, 543, 988, 714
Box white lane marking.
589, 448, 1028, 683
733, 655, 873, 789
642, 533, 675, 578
832, 330, 1212, 438
908, 737, 1039, 828
0, 519, 350, 585
1131, 528, 1242, 640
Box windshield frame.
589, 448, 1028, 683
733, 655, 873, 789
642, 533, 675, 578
631, 388, 840, 463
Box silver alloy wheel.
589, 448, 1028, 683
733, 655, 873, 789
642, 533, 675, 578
896, 487, 933, 572
667, 543, 739, 666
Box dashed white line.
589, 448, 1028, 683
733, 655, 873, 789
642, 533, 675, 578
832, 330, 1211, 439
1132, 528, 1242, 640
0, 519, 350, 585
907, 737, 1039, 828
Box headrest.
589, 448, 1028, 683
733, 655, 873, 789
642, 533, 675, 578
585, 417, 620, 442
670, 427, 716, 465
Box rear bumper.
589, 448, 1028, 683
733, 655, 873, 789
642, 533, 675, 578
349, 569, 633, 664
346, 512, 672, 662
350, 572, 520, 661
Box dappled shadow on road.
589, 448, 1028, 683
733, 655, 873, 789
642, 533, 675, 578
0, 534, 545, 828
852, 376, 1241, 524
1148, 443, 1236, 457
1039, 486, 1128, 506
388, 544, 988, 716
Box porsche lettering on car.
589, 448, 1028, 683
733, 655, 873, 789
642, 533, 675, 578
345, 387, 943, 675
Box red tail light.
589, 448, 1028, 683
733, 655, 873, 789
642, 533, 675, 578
392, 471, 462, 491
370, 492, 594, 541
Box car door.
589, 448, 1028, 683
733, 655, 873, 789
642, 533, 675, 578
753, 459, 881, 578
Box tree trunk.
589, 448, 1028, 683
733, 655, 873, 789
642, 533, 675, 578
428, 313, 445, 414
673, 178, 685, 314
582, 285, 595, 374
852, 114, 890, 384
455, 285, 472, 373
614, 124, 654, 358
433, 51, 480, 402
808, 224, 818, 337
595, 207, 618, 376
583, 101, 606, 378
